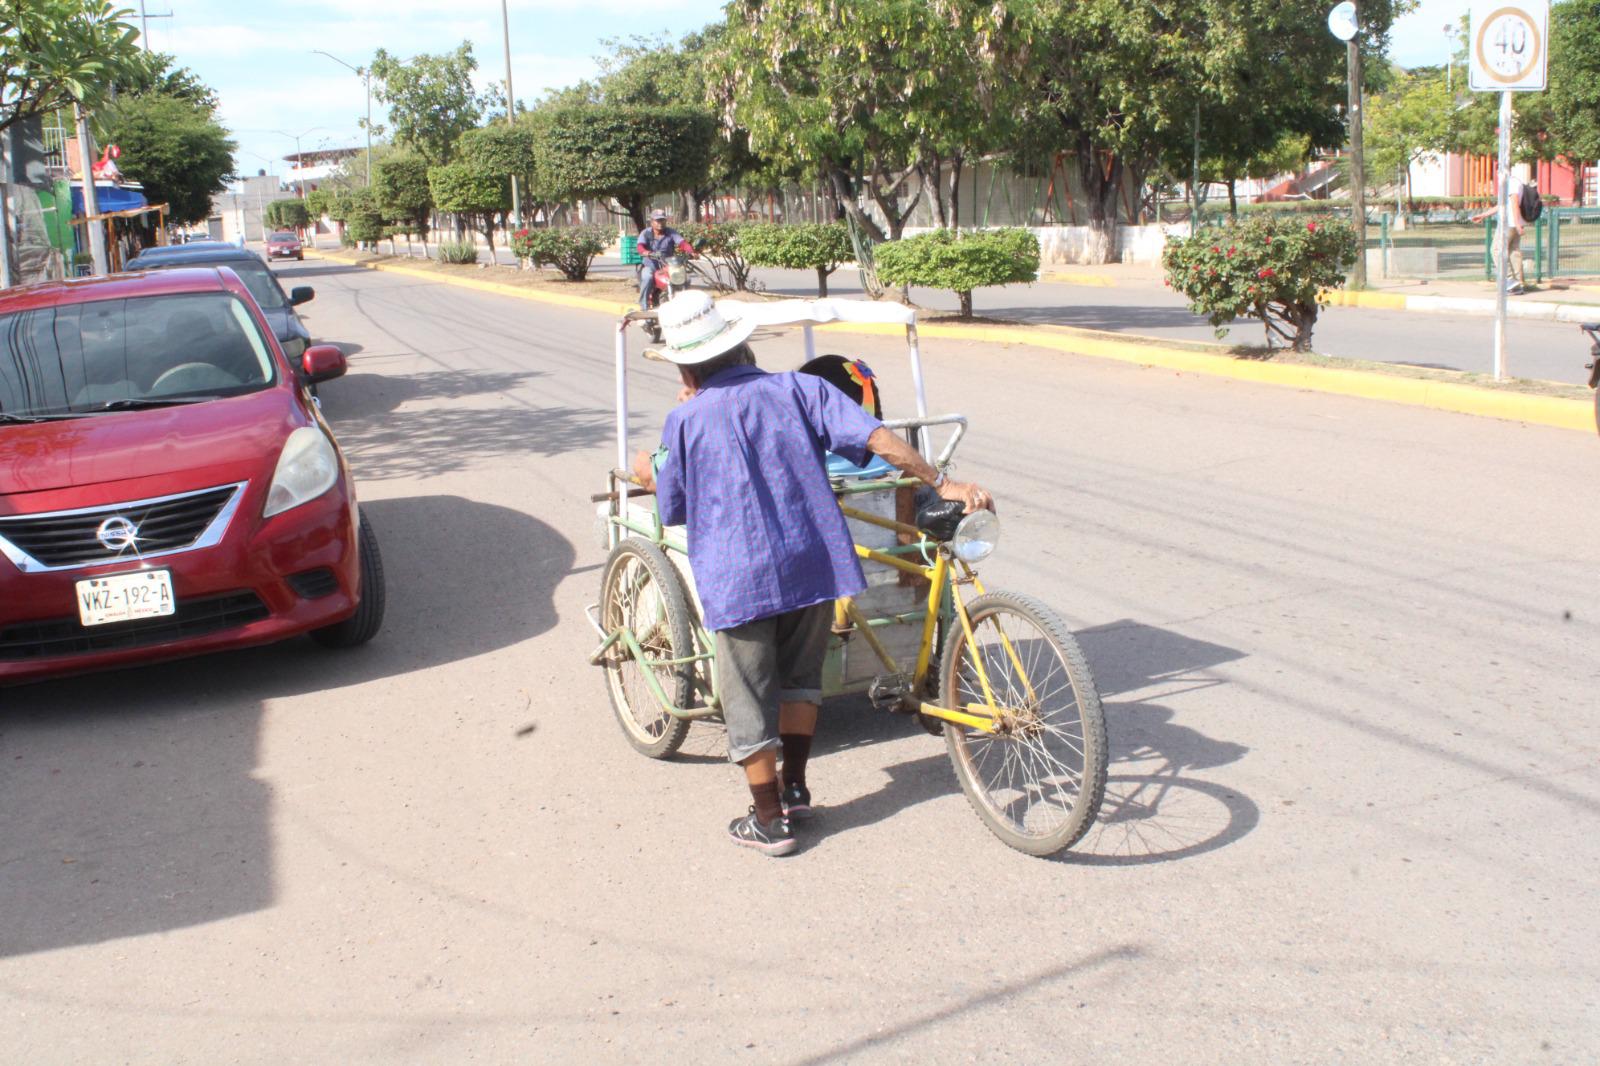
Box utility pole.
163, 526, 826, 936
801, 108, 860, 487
1492, 91, 1512, 381
74, 105, 110, 275
1347, 3, 1367, 289
501, 0, 522, 228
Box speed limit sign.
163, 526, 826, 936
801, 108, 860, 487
1469, 1, 1549, 91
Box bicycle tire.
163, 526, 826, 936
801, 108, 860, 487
599, 538, 694, 759
940, 591, 1108, 857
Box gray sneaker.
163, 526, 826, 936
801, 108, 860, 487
728, 807, 797, 856
781, 782, 813, 820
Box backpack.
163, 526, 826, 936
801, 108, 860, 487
1519, 183, 1543, 222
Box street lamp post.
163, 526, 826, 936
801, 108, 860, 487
501, 0, 522, 229
269, 127, 334, 198
312, 51, 373, 186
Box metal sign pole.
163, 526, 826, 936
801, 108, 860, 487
74, 105, 109, 276
1493, 90, 1512, 381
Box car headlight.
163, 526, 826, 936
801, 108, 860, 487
264, 426, 339, 517
951, 509, 1000, 563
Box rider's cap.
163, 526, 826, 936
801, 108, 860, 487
646, 291, 757, 365
649, 209, 669, 221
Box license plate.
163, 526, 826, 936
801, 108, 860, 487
76, 570, 176, 627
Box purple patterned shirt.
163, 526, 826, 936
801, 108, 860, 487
654, 364, 882, 631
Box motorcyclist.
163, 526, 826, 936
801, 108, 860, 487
636, 209, 694, 311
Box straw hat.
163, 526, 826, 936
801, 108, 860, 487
646, 291, 757, 365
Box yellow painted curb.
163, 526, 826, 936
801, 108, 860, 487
1038, 271, 1118, 287
306, 248, 634, 317
307, 249, 1593, 434
1319, 289, 1409, 311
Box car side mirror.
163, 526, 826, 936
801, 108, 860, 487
290, 286, 315, 306
300, 344, 347, 385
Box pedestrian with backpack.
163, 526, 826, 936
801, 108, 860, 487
1472, 174, 1541, 295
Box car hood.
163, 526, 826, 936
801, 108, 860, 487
0, 390, 299, 503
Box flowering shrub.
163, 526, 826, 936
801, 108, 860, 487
874, 228, 1040, 319
1162, 215, 1357, 352
510, 225, 610, 280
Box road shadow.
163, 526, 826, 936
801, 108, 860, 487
982, 303, 1214, 333
267, 263, 366, 282
0, 495, 572, 959
315, 368, 617, 481
797, 620, 1260, 864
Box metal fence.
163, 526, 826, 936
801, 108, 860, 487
1381, 207, 1600, 281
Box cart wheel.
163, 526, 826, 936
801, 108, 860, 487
599, 537, 694, 759
940, 591, 1107, 857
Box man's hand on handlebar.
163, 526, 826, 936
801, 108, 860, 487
866, 425, 994, 514
630, 449, 656, 492
936, 478, 993, 514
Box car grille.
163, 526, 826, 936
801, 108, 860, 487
0, 484, 243, 572
0, 591, 269, 661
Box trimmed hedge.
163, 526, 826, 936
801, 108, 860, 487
738, 222, 853, 297
874, 228, 1040, 318
1162, 214, 1357, 352
510, 225, 611, 281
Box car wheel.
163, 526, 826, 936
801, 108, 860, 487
311, 513, 386, 648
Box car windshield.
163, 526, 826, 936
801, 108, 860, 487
269, 232, 297, 242
224, 259, 288, 310
0, 291, 277, 418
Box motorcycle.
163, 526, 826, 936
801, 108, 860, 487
1583, 322, 1600, 436
641, 252, 691, 344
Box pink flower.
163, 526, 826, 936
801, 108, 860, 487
1227, 246, 1236, 258
1258, 268, 1275, 279
1307, 222, 1318, 232
1211, 245, 1221, 254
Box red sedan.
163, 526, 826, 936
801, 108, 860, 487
265, 231, 303, 261
0, 268, 384, 685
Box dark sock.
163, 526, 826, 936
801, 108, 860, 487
750, 780, 782, 825
780, 733, 813, 789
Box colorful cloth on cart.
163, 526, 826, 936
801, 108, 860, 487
654, 364, 882, 631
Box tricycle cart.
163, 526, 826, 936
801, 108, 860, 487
588, 298, 1107, 856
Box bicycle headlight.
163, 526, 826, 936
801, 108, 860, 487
951, 509, 1000, 563
264, 426, 339, 517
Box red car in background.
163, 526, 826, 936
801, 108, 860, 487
0, 268, 384, 686
265, 231, 303, 261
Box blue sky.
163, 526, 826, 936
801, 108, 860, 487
132, 0, 1469, 182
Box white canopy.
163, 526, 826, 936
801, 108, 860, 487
717, 297, 917, 329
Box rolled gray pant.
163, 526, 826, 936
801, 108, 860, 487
714, 602, 833, 764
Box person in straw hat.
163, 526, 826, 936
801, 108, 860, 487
631, 291, 993, 856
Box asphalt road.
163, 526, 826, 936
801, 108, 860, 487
3, 260, 1597, 1063
367, 240, 1597, 385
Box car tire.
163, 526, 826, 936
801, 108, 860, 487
311, 513, 386, 648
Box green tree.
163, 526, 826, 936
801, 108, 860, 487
1543, 0, 1600, 165
342, 187, 384, 246
738, 222, 852, 296
110, 50, 218, 111
428, 159, 508, 252
0, 0, 145, 134
714, 0, 1010, 241
589, 27, 764, 216
535, 104, 714, 230
373, 149, 433, 249
874, 228, 1040, 319
98, 93, 235, 225
1364, 69, 1458, 210
264, 199, 309, 231
304, 188, 334, 224
369, 42, 499, 165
